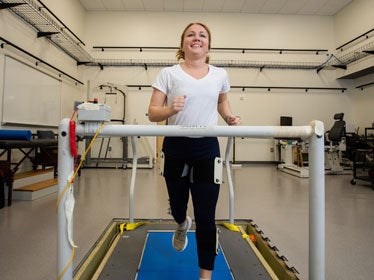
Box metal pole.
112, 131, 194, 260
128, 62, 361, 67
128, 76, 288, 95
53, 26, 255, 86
129, 136, 137, 223
308, 121, 325, 280
225, 137, 234, 224
57, 118, 74, 280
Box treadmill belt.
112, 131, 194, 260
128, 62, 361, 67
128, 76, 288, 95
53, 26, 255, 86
136, 231, 233, 279
97, 222, 271, 280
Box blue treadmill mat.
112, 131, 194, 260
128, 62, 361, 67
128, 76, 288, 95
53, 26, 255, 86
96, 222, 272, 280
136, 231, 233, 280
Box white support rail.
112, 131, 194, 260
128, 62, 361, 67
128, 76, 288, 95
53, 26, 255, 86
58, 119, 325, 280
129, 136, 137, 223
225, 137, 234, 224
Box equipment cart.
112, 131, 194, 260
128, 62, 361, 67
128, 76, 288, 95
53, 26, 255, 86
350, 128, 374, 189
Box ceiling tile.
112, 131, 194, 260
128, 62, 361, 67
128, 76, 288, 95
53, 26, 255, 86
278, 0, 309, 15
122, 0, 145, 10
298, 0, 328, 15
78, 0, 354, 15
79, 0, 106, 11
222, 0, 246, 12
183, 0, 205, 12
317, 0, 353, 16
102, 0, 126, 10
163, 0, 184, 12
142, 0, 163, 11
259, 0, 288, 13
203, 0, 225, 12
241, 0, 266, 13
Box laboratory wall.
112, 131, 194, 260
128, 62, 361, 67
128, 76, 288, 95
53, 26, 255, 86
350, 73, 374, 131
81, 11, 357, 161
42, 0, 86, 40
0, 8, 85, 129
334, 0, 373, 45
334, 0, 374, 132
0, 6, 85, 170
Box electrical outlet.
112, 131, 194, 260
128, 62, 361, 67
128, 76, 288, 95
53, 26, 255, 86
270, 147, 274, 152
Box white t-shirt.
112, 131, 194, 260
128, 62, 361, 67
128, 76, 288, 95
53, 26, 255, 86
152, 64, 230, 126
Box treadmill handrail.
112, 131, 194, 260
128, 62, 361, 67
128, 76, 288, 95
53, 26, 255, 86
58, 120, 325, 280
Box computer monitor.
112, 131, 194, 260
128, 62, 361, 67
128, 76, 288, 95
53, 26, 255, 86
280, 116, 292, 126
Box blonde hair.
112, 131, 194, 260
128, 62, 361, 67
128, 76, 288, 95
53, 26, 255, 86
176, 22, 211, 63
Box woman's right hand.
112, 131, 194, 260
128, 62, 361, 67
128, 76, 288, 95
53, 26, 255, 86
171, 95, 186, 114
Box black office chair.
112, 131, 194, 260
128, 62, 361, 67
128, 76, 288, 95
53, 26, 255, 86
325, 113, 347, 173
326, 113, 346, 145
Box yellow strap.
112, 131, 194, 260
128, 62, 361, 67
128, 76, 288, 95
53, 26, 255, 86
125, 222, 146, 231
119, 222, 146, 233
219, 223, 250, 240
119, 223, 125, 235
219, 222, 240, 232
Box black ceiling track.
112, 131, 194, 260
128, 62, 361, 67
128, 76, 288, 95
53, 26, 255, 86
356, 82, 374, 90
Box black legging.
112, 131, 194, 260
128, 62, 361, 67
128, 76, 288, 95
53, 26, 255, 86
163, 137, 220, 270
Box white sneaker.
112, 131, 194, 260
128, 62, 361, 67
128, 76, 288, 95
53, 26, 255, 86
172, 216, 192, 252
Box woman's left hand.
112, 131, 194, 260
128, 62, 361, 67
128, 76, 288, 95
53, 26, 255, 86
226, 115, 241, 126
